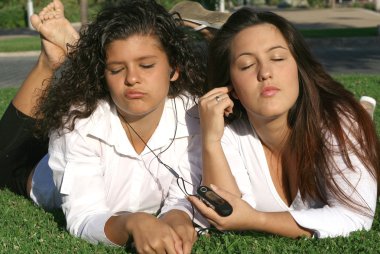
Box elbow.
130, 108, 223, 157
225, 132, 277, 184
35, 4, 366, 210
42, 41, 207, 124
64, 210, 113, 245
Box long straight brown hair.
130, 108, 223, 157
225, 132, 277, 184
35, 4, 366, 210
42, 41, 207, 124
208, 8, 380, 216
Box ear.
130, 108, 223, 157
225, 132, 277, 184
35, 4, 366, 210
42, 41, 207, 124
169, 68, 179, 82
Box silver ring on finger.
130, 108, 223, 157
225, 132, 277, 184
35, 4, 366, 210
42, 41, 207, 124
215, 95, 221, 103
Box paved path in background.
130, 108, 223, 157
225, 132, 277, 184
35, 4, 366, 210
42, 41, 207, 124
0, 8, 380, 88
0, 53, 37, 88
272, 7, 380, 29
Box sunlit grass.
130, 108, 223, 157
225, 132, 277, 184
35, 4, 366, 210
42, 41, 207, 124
0, 75, 379, 253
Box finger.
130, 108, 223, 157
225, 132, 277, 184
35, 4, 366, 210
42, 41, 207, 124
202, 94, 234, 109
188, 197, 219, 226
188, 196, 222, 222
200, 92, 224, 104
201, 87, 232, 100
182, 231, 196, 254
214, 97, 235, 115
135, 241, 155, 254
168, 229, 182, 254
178, 227, 196, 254
152, 238, 173, 254
224, 100, 234, 116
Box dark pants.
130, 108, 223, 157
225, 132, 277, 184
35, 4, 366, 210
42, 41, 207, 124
0, 103, 48, 197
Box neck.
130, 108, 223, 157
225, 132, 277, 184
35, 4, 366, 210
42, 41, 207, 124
117, 106, 164, 154
248, 113, 289, 154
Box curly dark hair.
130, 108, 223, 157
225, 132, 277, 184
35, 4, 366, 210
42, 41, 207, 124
35, 0, 206, 137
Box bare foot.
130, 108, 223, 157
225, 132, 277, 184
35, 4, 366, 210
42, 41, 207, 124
30, 0, 79, 54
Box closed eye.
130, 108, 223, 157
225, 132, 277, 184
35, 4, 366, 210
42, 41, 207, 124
140, 63, 155, 69
108, 68, 124, 75
241, 63, 255, 71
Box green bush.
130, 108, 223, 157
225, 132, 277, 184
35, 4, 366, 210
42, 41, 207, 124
0, 0, 211, 29
352, 2, 375, 10
0, 0, 103, 28
307, 0, 325, 7
0, 0, 26, 9
33, 0, 81, 22
0, 5, 27, 28
157, 0, 184, 9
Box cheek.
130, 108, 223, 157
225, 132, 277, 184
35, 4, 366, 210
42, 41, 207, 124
230, 69, 245, 90
105, 76, 115, 92
105, 76, 123, 98
230, 70, 256, 98
290, 68, 300, 99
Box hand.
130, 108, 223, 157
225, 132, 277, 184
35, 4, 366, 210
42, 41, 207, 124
198, 87, 234, 144
188, 185, 259, 231
160, 210, 197, 254
125, 212, 183, 254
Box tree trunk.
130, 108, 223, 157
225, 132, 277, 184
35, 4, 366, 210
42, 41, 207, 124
80, 0, 88, 26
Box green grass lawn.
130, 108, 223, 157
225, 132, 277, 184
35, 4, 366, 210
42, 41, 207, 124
0, 36, 41, 52
301, 26, 379, 38
0, 75, 379, 253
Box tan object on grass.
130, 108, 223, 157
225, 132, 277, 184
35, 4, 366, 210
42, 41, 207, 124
170, 1, 231, 30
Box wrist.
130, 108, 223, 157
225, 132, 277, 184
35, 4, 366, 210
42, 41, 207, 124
124, 212, 141, 233
249, 210, 267, 231
160, 210, 191, 225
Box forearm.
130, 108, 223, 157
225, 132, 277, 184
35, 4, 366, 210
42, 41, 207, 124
189, 187, 312, 238
254, 211, 313, 238
202, 142, 240, 196
13, 52, 55, 117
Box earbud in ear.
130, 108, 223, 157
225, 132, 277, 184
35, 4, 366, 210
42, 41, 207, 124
169, 69, 175, 79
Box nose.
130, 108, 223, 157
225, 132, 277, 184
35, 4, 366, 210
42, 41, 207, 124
124, 67, 139, 86
257, 62, 272, 82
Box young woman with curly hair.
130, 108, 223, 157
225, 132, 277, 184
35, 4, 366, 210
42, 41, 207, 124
189, 8, 379, 239
0, 0, 207, 252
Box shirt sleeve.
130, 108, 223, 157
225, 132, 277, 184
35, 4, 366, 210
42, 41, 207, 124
159, 135, 209, 228
221, 125, 257, 208
289, 131, 377, 238
48, 129, 116, 245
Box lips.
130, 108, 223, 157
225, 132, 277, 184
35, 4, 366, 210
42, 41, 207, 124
124, 90, 145, 99
261, 86, 280, 97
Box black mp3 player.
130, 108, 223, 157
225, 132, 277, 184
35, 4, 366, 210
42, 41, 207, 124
196, 186, 233, 217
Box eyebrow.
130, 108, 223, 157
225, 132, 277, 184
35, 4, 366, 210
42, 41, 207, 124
106, 55, 158, 65
236, 45, 288, 59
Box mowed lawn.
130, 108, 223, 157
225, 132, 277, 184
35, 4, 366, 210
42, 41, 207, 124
0, 74, 379, 253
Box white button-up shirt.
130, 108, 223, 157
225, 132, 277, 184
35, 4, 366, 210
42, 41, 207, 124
221, 118, 377, 238
30, 97, 204, 244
